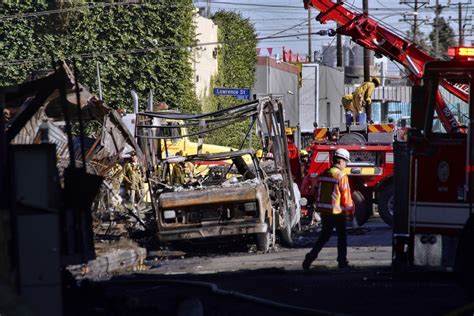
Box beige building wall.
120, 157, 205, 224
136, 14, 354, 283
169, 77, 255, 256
193, 14, 219, 100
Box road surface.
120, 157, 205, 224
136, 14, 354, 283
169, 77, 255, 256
66, 218, 473, 316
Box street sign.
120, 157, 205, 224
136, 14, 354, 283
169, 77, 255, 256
213, 88, 250, 100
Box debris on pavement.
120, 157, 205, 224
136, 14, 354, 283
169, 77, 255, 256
67, 240, 147, 280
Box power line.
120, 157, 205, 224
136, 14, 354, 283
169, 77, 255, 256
266, 16, 313, 37
204, 1, 303, 9
0, 32, 329, 67
1, 1, 471, 21
400, 0, 431, 43
0, 2, 168, 22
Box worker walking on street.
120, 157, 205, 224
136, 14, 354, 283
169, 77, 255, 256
341, 77, 380, 122
302, 148, 354, 270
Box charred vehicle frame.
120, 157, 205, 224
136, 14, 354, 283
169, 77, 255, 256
135, 98, 300, 251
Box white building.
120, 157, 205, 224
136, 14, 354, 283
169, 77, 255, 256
193, 13, 219, 100
300, 63, 345, 131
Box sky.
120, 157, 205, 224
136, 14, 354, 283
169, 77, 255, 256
193, 0, 473, 60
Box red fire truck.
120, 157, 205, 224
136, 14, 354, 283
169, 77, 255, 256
301, 0, 468, 228
303, 138, 395, 227
392, 47, 473, 297
303, 0, 473, 296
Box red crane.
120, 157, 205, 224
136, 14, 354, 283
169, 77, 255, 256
303, 0, 467, 133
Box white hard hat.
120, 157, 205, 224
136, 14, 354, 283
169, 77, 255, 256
334, 148, 350, 162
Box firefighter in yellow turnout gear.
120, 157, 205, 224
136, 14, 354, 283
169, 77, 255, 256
170, 151, 195, 186
341, 77, 380, 122
109, 163, 124, 193
123, 152, 144, 204
302, 148, 354, 270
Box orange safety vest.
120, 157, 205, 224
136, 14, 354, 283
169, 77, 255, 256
316, 166, 354, 215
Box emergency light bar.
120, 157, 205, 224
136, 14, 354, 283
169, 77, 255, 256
448, 47, 474, 59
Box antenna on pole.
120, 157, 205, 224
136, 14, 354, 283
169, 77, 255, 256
308, 7, 312, 62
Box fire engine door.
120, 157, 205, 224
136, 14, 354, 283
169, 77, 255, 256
469, 77, 474, 214
411, 79, 471, 230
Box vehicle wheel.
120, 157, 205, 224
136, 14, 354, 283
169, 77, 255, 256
455, 217, 474, 300
280, 211, 293, 247
378, 183, 394, 227
339, 132, 366, 145
352, 190, 372, 226
256, 231, 271, 252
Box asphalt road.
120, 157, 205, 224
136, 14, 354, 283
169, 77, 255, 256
67, 218, 473, 316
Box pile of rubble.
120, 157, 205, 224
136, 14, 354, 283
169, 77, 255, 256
2, 63, 152, 276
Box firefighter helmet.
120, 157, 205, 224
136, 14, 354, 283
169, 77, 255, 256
334, 148, 350, 162
371, 77, 381, 87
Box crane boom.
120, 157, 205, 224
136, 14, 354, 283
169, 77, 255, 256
303, 0, 466, 132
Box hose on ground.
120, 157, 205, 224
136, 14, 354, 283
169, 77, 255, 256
108, 278, 345, 316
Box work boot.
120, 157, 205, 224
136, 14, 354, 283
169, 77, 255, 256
338, 261, 351, 269
302, 253, 315, 271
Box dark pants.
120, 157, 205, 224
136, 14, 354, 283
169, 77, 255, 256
306, 213, 347, 264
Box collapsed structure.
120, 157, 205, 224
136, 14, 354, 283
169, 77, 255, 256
5, 63, 141, 174
3, 63, 145, 240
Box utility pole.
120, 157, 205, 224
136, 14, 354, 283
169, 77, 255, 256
434, 0, 440, 57
448, 1, 472, 47
413, 0, 418, 42
363, 0, 370, 81
308, 7, 312, 62
336, 0, 343, 67
458, 2, 464, 46
400, 0, 429, 44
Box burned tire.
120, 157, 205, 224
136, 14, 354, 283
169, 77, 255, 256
352, 190, 372, 226
280, 211, 293, 247
378, 183, 394, 227
256, 231, 271, 252
339, 133, 366, 146
455, 217, 474, 300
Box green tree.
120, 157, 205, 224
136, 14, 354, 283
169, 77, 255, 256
428, 16, 456, 57
0, 1, 198, 113
202, 11, 258, 148
406, 29, 431, 54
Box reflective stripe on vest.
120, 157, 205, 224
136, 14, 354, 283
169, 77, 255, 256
316, 176, 339, 183
316, 168, 348, 214
315, 202, 353, 211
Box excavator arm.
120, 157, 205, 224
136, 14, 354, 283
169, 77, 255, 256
304, 0, 467, 133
